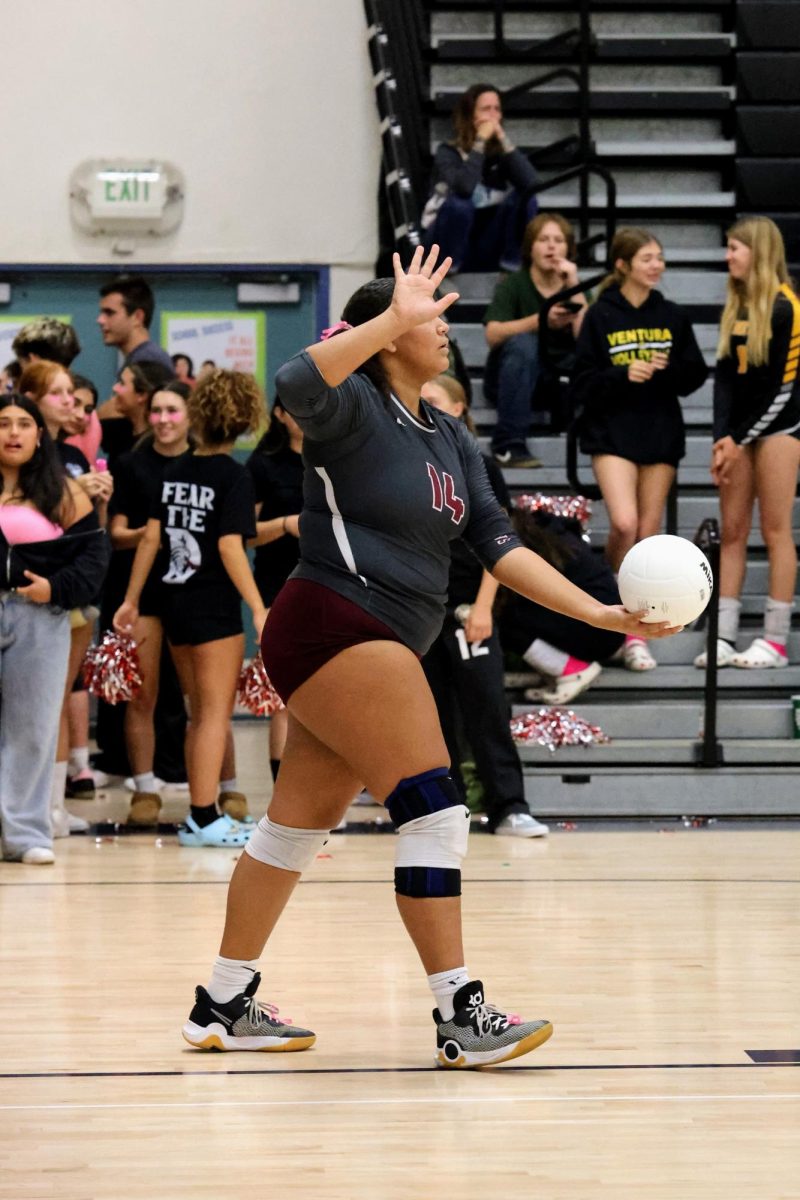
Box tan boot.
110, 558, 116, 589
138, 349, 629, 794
218, 790, 250, 822
127, 792, 162, 826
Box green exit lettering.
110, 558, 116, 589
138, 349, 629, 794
104, 176, 151, 203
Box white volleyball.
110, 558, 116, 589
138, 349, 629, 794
617, 534, 713, 626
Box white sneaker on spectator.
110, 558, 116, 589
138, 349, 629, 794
524, 661, 601, 705
494, 813, 549, 838
91, 769, 122, 789
730, 637, 788, 669
22, 847, 55, 865
693, 638, 737, 669
52, 809, 89, 838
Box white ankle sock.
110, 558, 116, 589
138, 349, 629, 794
219, 777, 238, 792
50, 761, 68, 812
718, 597, 742, 645
428, 966, 470, 1021
133, 772, 157, 793
207, 956, 259, 1002
522, 638, 569, 677
68, 746, 89, 777
764, 597, 793, 645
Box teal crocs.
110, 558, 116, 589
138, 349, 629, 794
177, 813, 253, 848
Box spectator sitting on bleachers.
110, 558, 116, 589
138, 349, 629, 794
483, 212, 588, 467
570, 227, 708, 672
497, 505, 624, 705
422, 82, 537, 274
696, 216, 800, 670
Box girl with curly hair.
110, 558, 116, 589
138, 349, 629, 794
114, 370, 267, 848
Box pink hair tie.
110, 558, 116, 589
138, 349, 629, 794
320, 320, 353, 341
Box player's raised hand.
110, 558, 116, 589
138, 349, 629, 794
390, 245, 459, 330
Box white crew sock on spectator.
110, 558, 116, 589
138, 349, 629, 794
219, 777, 238, 793
68, 746, 89, 778
428, 967, 470, 1021
764, 597, 793, 649
50, 761, 68, 813
718, 597, 742, 645
523, 638, 569, 677
207, 956, 259, 1003
133, 772, 157, 794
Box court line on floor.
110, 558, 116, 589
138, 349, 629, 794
2, 1061, 799, 1080
1, 878, 798, 888
2, 1092, 799, 1113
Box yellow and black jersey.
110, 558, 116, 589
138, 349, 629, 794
713, 283, 800, 444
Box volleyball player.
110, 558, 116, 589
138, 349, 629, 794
180, 246, 678, 1067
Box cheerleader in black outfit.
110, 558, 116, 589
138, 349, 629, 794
571, 227, 707, 670
697, 216, 800, 669
246, 399, 303, 780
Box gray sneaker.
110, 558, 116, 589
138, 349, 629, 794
182, 972, 315, 1052
494, 813, 549, 838
435, 980, 552, 1068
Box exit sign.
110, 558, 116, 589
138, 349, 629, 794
88, 166, 167, 219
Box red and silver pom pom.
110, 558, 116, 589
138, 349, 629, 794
237, 654, 285, 717
514, 492, 593, 531
510, 706, 609, 752
82, 631, 143, 704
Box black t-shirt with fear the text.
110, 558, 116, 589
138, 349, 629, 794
150, 454, 256, 614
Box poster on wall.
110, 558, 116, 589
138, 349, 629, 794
161, 311, 266, 390
0, 315, 72, 367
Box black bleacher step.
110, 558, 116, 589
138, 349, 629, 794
738, 1, 800, 50
429, 87, 735, 115
738, 53, 800, 102
738, 109, 800, 157
432, 33, 734, 62
737, 162, 800, 212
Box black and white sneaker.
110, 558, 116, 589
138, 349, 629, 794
434, 980, 552, 1068
182, 971, 316, 1052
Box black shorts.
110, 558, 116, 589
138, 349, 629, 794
161, 590, 243, 648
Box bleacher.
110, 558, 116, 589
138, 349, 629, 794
367, 0, 800, 814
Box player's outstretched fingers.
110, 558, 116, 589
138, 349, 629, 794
421, 243, 441, 277
433, 290, 460, 316
407, 245, 426, 275
431, 255, 454, 289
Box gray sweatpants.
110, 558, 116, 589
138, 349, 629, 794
0, 594, 70, 859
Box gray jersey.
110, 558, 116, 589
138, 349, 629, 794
275, 351, 521, 654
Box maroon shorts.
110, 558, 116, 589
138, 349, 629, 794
261, 578, 405, 702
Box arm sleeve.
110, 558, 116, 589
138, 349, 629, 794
668, 314, 709, 398
731, 300, 796, 444
107, 454, 132, 519
458, 425, 522, 570
48, 512, 111, 610
275, 351, 372, 442
501, 147, 537, 193
219, 470, 257, 540
568, 309, 628, 412
432, 142, 483, 198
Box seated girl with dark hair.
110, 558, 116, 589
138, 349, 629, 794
498, 506, 625, 705
422, 82, 537, 273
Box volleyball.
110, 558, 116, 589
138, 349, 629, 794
617, 535, 713, 626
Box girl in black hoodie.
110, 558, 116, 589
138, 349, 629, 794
570, 227, 708, 669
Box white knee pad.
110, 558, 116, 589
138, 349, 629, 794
245, 816, 329, 874
395, 805, 470, 871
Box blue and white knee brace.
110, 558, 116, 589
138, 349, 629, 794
385, 768, 470, 898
